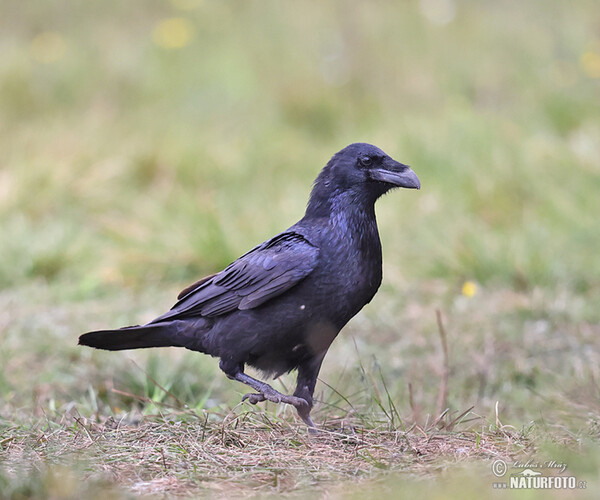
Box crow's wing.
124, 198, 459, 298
151, 232, 319, 321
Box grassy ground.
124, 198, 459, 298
1, 0, 600, 497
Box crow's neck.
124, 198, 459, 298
305, 187, 378, 220
304, 189, 381, 251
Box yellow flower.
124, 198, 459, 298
30, 32, 67, 64
462, 280, 478, 298
580, 51, 600, 79
153, 18, 194, 49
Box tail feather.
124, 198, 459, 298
78, 323, 178, 351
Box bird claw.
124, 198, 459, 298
241, 389, 308, 409
242, 392, 266, 405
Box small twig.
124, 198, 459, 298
414, 425, 428, 439
432, 408, 450, 429
130, 358, 186, 408
435, 309, 449, 417
160, 447, 168, 470
495, 400, 501, 428
445, 405, 475, 431
73, 416, 95, 445
111, 388, 181, 410
408, 382, 420, 425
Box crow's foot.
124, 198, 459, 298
242, 386, 308, 408
241, 392, 265, 405
242, 390, 316, 430
233, 371, 315, 429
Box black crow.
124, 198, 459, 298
79, 143, 420, 428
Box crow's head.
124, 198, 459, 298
307, 143, 420, 216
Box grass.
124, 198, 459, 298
2, 283, 599, 497
1, 0, 600, 497
0, 409, 538, 498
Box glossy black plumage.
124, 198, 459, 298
79, 143, 420, 428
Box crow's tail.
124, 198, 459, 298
78, 323, 179, 351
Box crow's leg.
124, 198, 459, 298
219, 360, 310, 415
233, 371, 309, 408
293, 353, 326, 429
220, 359, 318, 428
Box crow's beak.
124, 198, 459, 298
370, 159, 421, 190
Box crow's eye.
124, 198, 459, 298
359, 156, 373, 167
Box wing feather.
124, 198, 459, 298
150, 232, 319, 322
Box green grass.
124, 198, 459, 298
1, 0, 600, 497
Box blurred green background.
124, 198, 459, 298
2, 0, 599, 292
1, 0, 599, 497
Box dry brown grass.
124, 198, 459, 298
1, 404, 535, 498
